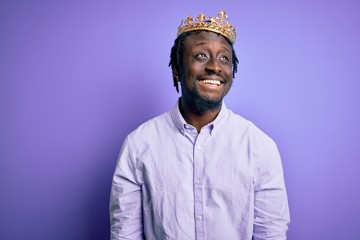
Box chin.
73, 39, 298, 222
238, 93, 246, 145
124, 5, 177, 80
181, 83, 225, 111
193, 95, 223, 111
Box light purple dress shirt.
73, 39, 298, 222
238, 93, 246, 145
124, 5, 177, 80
110, 100, 290, 240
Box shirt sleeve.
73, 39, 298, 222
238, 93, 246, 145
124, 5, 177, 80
109, 136, 144, 240
253, 140, 290, 240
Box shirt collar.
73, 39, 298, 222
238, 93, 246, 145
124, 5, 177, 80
170, 98, 229, 135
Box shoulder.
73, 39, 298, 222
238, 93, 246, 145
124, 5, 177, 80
127, 111, 174, 142
226, 110, 277, 150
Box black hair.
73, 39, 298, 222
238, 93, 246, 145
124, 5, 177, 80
168, 30, 239, 93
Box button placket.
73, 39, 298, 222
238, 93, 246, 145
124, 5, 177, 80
193, 132, 207, 239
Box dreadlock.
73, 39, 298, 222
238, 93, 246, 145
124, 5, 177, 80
168, 30, 239, 93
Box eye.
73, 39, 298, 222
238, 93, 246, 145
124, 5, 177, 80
195, 53, 208, 59
219, 55, 230, 62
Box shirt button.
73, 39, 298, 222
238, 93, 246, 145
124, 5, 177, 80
196, 216, 202, 221
196, 146, 201, 150
195, 179, 201, 185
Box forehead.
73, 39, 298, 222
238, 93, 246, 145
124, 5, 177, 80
183, 31, 232, 52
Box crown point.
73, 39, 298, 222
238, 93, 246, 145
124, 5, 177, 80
218, 10, 228, 20
196, 13, 206, 22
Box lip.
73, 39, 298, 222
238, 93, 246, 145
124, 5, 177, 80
198, 79, 225, 88
198, 78, 226, 84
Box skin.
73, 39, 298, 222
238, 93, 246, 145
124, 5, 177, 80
175, 31, 233, 133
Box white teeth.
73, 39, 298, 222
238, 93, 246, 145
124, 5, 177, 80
202, 79, 221, 86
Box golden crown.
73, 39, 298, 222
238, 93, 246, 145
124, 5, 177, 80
177, 10, 237, 44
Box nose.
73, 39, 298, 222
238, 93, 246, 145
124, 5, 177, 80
205, 58, 222, 75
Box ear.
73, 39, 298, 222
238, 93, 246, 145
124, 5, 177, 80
172, 67, 179, 82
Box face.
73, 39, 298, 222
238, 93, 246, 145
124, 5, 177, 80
179, 31, 233, 111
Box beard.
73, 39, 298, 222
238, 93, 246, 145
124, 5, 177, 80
180, 81, 224, 112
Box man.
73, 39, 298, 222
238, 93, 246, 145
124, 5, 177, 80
110, 10, 290, 240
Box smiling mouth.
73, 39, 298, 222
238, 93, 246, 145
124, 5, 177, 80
200, 79, 224, 86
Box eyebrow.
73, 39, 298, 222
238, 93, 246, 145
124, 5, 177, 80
192, 42, 231, 53
193, 42, 207, 46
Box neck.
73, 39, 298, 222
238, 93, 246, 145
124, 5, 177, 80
179, 97, 222, 133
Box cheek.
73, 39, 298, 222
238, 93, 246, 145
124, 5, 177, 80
225, 69, 233, 80
226, 64, 233, 76
182, 65, 199, 80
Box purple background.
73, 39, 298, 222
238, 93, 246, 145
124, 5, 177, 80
1, 1, 359, 239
